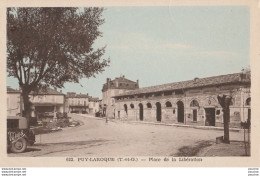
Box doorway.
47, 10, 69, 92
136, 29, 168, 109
205, 108, 215, 126
156, 102, 161, 122
177, 101, 184, 123
118, 111, 120, 119
193, 109, 197, 122
139, 103, 143, 121
124, 104, 127, 115
248, 109, 251, 122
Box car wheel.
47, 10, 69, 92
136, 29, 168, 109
10, 138, 27, 153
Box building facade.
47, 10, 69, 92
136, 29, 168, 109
113, 72, 251, 128
102, 76, 139, 118
7, 87, 66, 121
65, 92, 100, 114
89, 97, 101, 114
30, 88, 65, 121
66, 92, 89, 114
7, 87, 21, 116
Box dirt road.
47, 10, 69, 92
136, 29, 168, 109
8, 114, 244, 157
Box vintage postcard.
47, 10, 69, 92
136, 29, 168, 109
0, 0, 260, 167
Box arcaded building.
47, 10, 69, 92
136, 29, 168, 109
113, 72, 251, 128
102, 76, 139, 118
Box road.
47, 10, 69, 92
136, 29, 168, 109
8, 114, 244, 157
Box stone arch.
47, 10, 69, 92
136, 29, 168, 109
190, 99, 199, 107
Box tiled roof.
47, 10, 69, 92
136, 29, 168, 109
30, 87, 64, 95
102, 76, 139, 92
66, 93, 89, 98
89, 97, 99, 101
114, 72, 250, 97
7, 87, 64, 95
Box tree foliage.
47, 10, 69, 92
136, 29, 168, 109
7, 7, 109, 91
7, 7, 109, 122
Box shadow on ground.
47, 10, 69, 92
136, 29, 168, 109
172, 140, 214, 157
34, 139, 109, 146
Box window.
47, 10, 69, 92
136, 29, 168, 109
175, 90, 184, 95
190, 100, 199, 107
147, 103, 152, 108
165, 101, 172, 107
130, 104, 134, 109
216, 110, 221, 115
246, 98, 251, 106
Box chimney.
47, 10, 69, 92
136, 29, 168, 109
107, 78, 110, 88
240, 73, 246, 81
194, 77, 199, 83
137, 79, 139, 86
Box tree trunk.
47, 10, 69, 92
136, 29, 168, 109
217, 95, 232, 144
21, 88, 31, 129
223, 108, 230, 144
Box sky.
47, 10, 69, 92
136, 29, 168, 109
6, 6, 250, 99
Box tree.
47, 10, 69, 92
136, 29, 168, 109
7, 7, 110, 124
217, 94, 232, 144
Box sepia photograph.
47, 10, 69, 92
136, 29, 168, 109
1, 0, 260, 168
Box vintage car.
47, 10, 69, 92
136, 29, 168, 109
7, 116, 35, 153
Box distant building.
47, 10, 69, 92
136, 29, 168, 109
66, 92, 89, 114
30, 88, 65, 122
89, 97, 100, 114
113, 72, 251, 128
65, 92, 100, 115
7, 87, 66, 122
102, 75, 139, 118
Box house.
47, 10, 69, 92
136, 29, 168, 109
101, 75, 139, 118
65, 92, 100, 114
29, 88, 65, 122
7, 87, 66, 122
